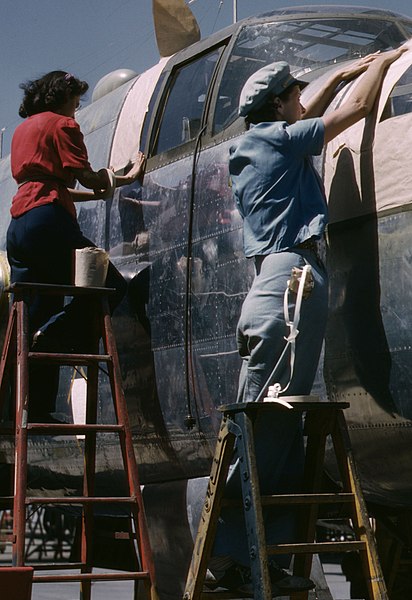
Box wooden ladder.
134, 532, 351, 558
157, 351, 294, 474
183, 399, 388, 600
0, 282, 158, 600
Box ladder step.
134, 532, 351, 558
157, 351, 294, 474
33, 571, 150, 583
26, 496, 136, 505
267, 540, 366, 554
27, 423, 123, 434
29, 351, 111, 365
222, 493, 354, 507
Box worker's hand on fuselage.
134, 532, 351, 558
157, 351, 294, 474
124, 151, 146, 185
335, 52, 382, 82
337, 47, 407, 83
322, 45, 408, 144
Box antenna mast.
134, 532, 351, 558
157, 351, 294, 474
188, 0, 237, 24
0, 128, 5, 159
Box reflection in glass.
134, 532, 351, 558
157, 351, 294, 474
154, 48, 221, 155
214, 16, 411, 134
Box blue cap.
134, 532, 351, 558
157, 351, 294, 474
238, 61, 308, 117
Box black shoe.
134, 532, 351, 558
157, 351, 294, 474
206, 563, 278, 598
29, 413, 67, 424
205, 563, 252, 593
206, 562, 315, 597
268, 562, 315, 592
31, 329, 95, 354
31, 329, 71, 353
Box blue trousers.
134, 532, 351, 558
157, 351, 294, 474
213, 249, 328, 566
6, 203, 126, 420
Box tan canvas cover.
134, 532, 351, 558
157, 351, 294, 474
152, 0, 200, 57
110, 58, 169, 171
319, 39, 412, 224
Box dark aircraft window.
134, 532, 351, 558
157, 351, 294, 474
332, 33, 376, 46
296, 44, 347, 62
153, 48, 221, 155
213, 17, 410, 135
380, 66, 412, 121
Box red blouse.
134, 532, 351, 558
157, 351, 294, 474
10, 111, 91, 219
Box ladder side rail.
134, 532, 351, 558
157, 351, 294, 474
80, 349, 99, 600
13, 296, 30, 566
101, 295, 158, 600
100, 296, 129, 471
183, 417, 237, 600
331, 410, 388, 600
234, 410, 272, 600
0, 302, 17, 414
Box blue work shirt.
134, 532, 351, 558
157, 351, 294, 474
229, 118, 326, 258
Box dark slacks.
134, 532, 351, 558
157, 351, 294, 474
6, 203, 126, 420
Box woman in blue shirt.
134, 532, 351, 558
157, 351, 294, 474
209, 48, 405, 596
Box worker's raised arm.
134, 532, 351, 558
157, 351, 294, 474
70, 151, 146, 201
303, 53, 379, 119
321, 47, 406, 144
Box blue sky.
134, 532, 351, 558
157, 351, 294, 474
0, 0, 411, 154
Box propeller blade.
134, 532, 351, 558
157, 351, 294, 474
152, 0, 201, 57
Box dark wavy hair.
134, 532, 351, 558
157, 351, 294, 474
18, 71, 89, 118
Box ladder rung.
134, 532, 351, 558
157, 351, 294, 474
267, 540, 366, 554
33, 571, 150, 583
29, 351, 111, 365
27, 423, 123, 434
26, 496, 136, 505
221, 493, 354, 507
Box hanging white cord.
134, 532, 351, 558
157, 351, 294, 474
258, 264, 312, 407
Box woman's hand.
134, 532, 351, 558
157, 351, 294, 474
375, 45, 408, 67
336, 52, 380, 82
337, 46, 407, 82
124, 151, 146, 185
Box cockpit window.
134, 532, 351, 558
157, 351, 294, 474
214, 17, 410, 134
381, 65, 412, 121
152, 48, 221, 155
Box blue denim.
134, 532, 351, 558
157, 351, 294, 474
237, 249, 328, 402
213, 249, 328, 566
6, 203, 126, 420
7, 203, 126, 332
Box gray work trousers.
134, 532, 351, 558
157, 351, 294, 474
213, 248, 328, 566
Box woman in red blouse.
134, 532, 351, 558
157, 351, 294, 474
7, 70, 145, 421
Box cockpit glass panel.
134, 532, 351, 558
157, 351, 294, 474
381, 65, 412, 121
153, 48, 221, 155
214, 17, 411, 134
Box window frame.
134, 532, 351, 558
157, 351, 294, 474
145, 38, 230, 164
